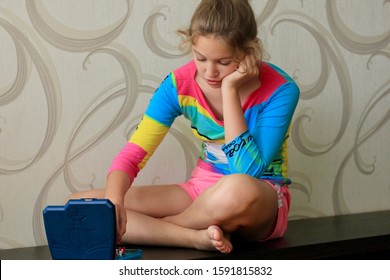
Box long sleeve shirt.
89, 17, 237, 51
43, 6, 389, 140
108, 60, 300, 185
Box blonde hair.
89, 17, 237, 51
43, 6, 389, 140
178, 0, 266, 61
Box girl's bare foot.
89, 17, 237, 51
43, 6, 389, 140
194, 225, 233, 254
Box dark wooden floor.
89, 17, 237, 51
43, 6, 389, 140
1, 210, 390, 260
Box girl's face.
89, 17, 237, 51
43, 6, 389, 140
192, 35, 241, 89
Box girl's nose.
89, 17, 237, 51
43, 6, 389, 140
205, 62, 218, 77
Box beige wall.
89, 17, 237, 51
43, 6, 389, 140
0, 0, 389, 249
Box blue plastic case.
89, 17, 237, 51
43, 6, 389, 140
43, 198, 116, 260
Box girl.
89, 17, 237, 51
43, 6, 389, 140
68, 0, 300, 254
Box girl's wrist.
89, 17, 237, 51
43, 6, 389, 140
221, 81, 239, 96
104, 190, 124, 206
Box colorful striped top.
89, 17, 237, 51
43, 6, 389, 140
108, 60, 300, 185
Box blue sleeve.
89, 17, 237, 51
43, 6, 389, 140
144, 73, 182, 127
221, 82, 300, 177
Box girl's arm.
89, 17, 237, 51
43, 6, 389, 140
105, 170, 132, 243
221, 58, 300, 178
222, 55, 259, 143
105, 73, 181, 241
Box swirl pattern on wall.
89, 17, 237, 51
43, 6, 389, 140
0, 16, 61, 174
26, 0, 133, 52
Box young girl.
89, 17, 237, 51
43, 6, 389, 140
68, 0, 299, 254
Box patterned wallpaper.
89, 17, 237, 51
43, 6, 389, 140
0, 0, 389, 249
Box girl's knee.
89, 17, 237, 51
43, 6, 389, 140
208, 174, 264, 219
220, 174, 262, 202
65, 189, 105, 203
65, 192, 83, 203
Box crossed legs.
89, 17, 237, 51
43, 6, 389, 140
67, 174, 278, 253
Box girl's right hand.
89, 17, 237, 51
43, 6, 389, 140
105, 195, 127, 243
104, 170, 132, 243
113, 201, 127, 243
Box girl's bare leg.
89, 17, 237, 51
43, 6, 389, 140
163, 174, 279, 242
120, 208, 232, 253
66, 184, 233, 253
66, 174, 278, 253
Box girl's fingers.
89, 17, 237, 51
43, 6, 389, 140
236, 55, 258, 76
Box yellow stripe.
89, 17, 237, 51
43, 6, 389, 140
129, 115, 169, 169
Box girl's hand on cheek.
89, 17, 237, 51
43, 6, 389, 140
222, 54, 259, 91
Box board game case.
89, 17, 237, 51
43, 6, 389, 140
43, 198, 116, 260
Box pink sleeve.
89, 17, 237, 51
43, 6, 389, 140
107, 142, 148, 182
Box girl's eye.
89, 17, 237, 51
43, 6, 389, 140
195, 56, 232, 65
219, 61, 232, 66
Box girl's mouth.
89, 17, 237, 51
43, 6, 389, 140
206, 79, 221, 87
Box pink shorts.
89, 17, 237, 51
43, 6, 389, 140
261, 181, 290, 241
178, 165, 291, 241
178, 165, 224, 200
